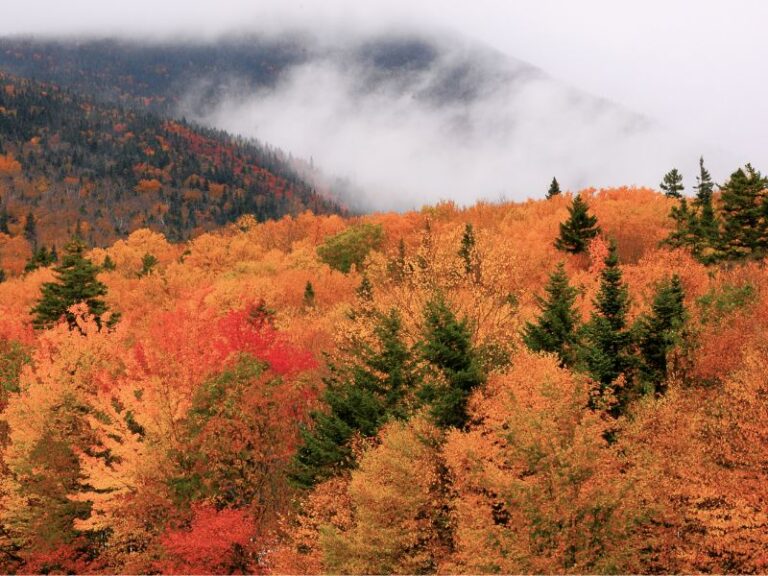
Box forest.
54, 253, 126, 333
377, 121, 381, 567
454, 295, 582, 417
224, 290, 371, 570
0, 71, 340, 270
1, 164, 768, 572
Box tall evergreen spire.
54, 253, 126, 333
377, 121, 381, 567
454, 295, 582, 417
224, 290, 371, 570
546, 177, 562, 199
660, 168, 684, 198
554, 194, 600, 254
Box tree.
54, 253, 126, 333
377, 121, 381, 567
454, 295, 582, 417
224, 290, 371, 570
31, 237, 119, 331
23, 211, 37, 248
546, 177, 561, 199
660, 168, 684, 198
719, 164, 768, 259
523, 262, 581, 365
635, 275, 686, 394
666, 197, 697, 251
290, 309, 420, 487
578, 241, 634, 411
138, 252, 158, 277
554, 194, 600, 254
692, 157, 719, 255
418, 294, 484, 429
458, 223, 479, 278
303, 281, 316, 308
317, 223, 383, 273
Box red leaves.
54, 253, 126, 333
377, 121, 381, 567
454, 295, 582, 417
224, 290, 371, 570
158, 505, 258, 575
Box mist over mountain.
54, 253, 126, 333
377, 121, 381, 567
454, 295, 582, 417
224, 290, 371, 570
0, 29, 712, 210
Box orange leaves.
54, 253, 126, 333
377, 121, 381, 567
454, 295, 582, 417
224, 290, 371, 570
134, 178, 163, 194
0, 154, 22, 175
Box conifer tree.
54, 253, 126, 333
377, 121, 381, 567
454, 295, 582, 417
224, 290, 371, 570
635, 275, 686, 394
523, 262, 580, 365
102, 255, 116, 271
554, 194, 600, 254
0, 209, 9, 235
303, 281, 316, 308
290, 309, 420, 487
138, 253, 158, 277
418, 294, 484, 429
546, 177, 561, 199
692, 156, 720, 259
458, 223, 480, 278
666, 197, 697, 251
31, 237, 119, 331
660, 168, 684, 198
23, 211, 37, 247
579, 242, 634, 411
720, 164, 768, 259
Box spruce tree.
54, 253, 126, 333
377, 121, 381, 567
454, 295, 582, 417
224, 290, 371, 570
303, 281, 316, 308
23, 211, 37, 247
720, 164, 768, 259
635, 275, 686, 394
546, 177, 561, 199
31, 237, 119, 331
692, 156, 720, 260
290, 308, 419, 487
0, 209, 9, 235
579, 242, 634, 412
554, 194, 600, 254
418, 294, 484, 429
523, 262, 581, 366
458, 223, 479, 278
666, 197, 697, 251
660, 168, 684, 198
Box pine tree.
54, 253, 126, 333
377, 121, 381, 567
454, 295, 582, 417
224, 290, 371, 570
720, 164, 768, 259
660, 168, 684, 198
458, 223, 479, 278
0, 209, 9, 235
23, 211, 37, 248
138, 253, 158, 277
635, 275, 686, 394
554, 194, 600, 254
31, 237, 120, 331
691, 156, 720, 260
102, 255, 116, 271
289, 309, 420, 487
666, 197, 697, 251
579, 242, 634, 412
523, 262, 581, 365
418, 294, 484, 429
303, 281, 315, 308
546, 177, 561, 199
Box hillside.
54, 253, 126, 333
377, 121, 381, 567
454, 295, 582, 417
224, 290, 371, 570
0, 72, 340, 273
2, 188, 768, 573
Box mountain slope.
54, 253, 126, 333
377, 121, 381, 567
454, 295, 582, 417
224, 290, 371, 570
0, 72, 340, 271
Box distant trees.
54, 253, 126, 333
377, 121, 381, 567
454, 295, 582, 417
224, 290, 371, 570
317, 223, 384, 273
555, 194, 600, 254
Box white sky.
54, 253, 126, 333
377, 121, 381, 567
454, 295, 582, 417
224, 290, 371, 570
1, 0, 766, 200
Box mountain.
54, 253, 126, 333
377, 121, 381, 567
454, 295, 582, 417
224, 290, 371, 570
0, 33, 662, 211
0, 71, 340, 272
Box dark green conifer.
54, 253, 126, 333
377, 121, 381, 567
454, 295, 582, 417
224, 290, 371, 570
660, 168, 684, 198
31, 237, 119, 331
554, 194, 600, 254
289, 309, 419, 487
458, 223, 479, 278
102, 255, 116, 271
23, 211, 37, 247
579, 242, 634, 411
138, 253, 158, 277
546, 177, 561, 199
0, 209, 9, 235
720, 164, 768, 259
523, 262, 580, 365
635, 275, 686, 394
418, 294, 484, 429
303, 281, 316, 308
691, 157, 720, 260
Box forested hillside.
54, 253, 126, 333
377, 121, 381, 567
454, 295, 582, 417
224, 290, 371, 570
2, 185, 768, 573
0, 72, 340, 273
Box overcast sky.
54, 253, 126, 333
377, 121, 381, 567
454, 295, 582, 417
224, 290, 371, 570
1, 0, 766, 203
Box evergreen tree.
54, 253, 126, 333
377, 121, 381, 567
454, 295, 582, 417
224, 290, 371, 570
546, 177, 561, 199
139, 252, 158, 277
0, 209, 9, 235
720, 164, 768, 259
303, 281, 316, 308
23, 211, 37, 247
23, 246, 56, 273
418, 294, 484, 429
635, 275, 686, 394
458, 223, 479, 277
523, 262, 581, 365
579, 242, 634, 412
691, 156, 720, 260
665, 197, 697, 251
102, 255, 116, 271
660, 168, 684, 198
290, 309, 420, 487
31, 237, 119, 331
554, 194, 600, 254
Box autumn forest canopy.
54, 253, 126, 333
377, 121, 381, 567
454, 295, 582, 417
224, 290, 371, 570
2, 33, 768, 576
